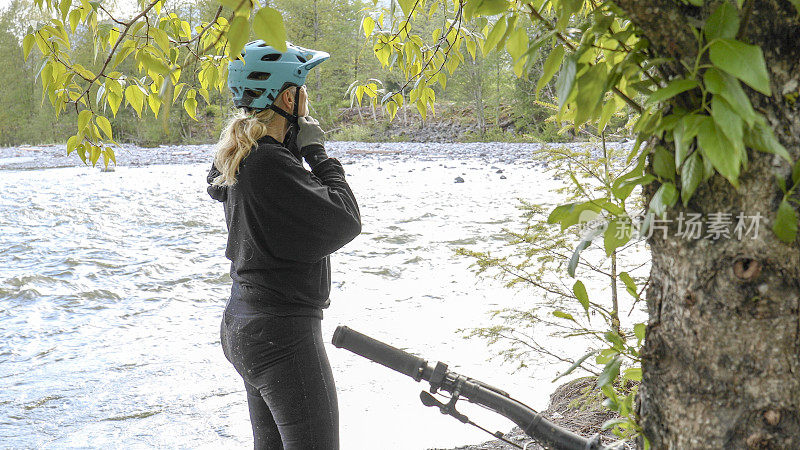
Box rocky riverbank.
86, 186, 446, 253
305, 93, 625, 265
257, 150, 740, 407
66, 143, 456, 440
436, 378, 635, 450
0, 140, 632, 171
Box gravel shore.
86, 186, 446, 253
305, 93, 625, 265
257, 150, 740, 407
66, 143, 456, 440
433, 378, 635, 450
0, 139, 631, 171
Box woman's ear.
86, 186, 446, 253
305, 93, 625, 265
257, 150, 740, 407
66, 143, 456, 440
280, 88, 295, 109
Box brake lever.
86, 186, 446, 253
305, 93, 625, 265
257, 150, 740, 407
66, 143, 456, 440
419, 391, 469, 423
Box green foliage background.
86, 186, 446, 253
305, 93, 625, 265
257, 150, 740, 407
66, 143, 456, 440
0, 0, 599, 147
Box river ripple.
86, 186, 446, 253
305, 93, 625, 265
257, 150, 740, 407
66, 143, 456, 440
1, 143, 594, 449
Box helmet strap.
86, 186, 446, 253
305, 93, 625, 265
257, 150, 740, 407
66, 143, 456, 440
270, 85, 302, 159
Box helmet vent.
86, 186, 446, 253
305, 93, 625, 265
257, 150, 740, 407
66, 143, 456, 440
247, 72, 272, 81
261, 53, 281, 61
296, 54, 307, 63
243, 88, 266, 98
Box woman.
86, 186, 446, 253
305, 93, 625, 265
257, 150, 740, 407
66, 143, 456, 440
206, 41, 361, 449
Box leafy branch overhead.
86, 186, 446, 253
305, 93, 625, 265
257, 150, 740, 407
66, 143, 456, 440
23, 0, 288, 168
360, 0, 790, 218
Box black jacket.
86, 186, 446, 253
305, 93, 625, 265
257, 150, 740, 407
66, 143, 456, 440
207, 135, 361, 315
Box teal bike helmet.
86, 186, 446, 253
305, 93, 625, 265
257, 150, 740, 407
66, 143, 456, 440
228, 40, 329, 120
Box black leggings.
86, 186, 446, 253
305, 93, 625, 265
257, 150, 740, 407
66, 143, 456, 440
220, 292, 338, 449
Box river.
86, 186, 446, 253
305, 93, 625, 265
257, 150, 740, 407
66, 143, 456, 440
0, 141, 629, 449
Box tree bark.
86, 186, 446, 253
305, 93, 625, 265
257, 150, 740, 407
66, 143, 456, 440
613, 1, 800, 447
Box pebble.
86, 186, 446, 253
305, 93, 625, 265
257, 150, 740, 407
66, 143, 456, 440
0, 140, 632, 171
454, 176, 465, 183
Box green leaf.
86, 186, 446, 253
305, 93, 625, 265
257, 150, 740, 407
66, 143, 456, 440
652, 146, 676, 181
226, 15, 249, 58
704, 68, 757, 126
536, 45, 564, 96
602, 418, 630, 431
482, 17, 507, 55
89, 144, 101, 166
547, 201, 602, 230
555, 55, 577, 109
568, 225, 603, 277
363, 16, 375, 38
253, 7, 287, 52
744, 117, 792, 162
66, 135, 79, 155
397, 0, 414, 16
125, 85, 144, 117
711, 96, 743, 148
108, 90, 122, 116
552, 350, 597, 382
150, 28, 170, 53
649, 182, 678, 217
681, 152, 704, 206
77, 142, 87, 164
597, 356, 621, 388
552, 310, 576, 322
704, 2, 740, 41
623, 367, 642, 382
184, 95, 198, 120
474, 0, 510, 17
140, 51, 169, 76
77, 109, 92, 132
673, 118, 689, 168
709, 39, 771, 95
634, 323, 646, 342
95, 115, 112, 139
572, 280, 590, 317
574, 64, 606, 126
604, 331, 626, 350
697, 117, 741, 186
604, 218, 632, 256
68, 8, 81, 33
59, 0, 71, 21
619, 272, 638, 299
773, 200, 798, 243
792, 159, 800, 185
23, 34, 35, 61
106, 146, 116, 165
505, 27, 528, 61
645, 79, 699, 105
612, 174, 655, 202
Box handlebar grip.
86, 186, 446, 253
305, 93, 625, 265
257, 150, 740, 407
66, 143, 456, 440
332, 326, 426, 381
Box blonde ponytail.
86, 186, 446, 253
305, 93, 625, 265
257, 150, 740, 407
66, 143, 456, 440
211, 108, 279, 186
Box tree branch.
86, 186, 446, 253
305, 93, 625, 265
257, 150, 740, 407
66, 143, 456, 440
525, 4, 644, 113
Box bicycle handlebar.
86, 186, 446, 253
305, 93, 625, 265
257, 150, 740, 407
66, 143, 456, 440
332, 326, 426, 380
332, 325, 606, 450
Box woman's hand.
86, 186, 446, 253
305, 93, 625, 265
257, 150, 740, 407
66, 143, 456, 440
297, 116, 329, 169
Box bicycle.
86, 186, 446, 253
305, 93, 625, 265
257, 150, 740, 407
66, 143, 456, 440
332, 325, 609, 450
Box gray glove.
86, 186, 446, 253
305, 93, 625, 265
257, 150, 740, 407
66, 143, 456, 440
296, 116, 325, 151
297, 116, 329, 168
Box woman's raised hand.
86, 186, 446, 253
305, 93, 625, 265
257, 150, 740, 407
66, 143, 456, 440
297, 116, 329, 169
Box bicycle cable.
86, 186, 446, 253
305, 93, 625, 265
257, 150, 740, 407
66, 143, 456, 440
424, 391, 530, 449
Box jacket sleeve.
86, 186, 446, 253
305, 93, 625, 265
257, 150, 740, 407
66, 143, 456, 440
243, 148, 361, 263
206, 163, 228, 202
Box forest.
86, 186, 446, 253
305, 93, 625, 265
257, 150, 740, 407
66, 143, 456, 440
0, 0, 596, 147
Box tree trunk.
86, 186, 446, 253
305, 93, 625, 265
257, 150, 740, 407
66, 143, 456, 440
613, 1, 800, 447
313, 0, 322, 103
468, 54, 485, 133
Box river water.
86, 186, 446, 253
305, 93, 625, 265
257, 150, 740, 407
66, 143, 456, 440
0, 141, 630, 449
